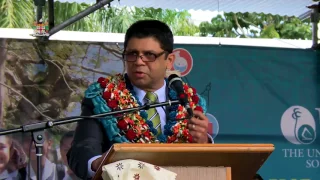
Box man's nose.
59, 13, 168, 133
134, 55, 145, 65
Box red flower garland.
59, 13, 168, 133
96, 74, 202, 143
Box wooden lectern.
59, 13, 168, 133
93, 144, 274, 180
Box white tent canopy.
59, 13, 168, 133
57, 0, 315, 17
0, 28, 312, 49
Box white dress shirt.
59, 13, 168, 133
0, 170, 11, 180
26, 158, 58, 180
87, 80, 214, 177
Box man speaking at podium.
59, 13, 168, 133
67, 19, 214, 179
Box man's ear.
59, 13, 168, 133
166, 52, 175, 70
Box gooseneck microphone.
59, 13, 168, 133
168, 74, 193, 117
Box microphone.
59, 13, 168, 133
168, 74, 193, 117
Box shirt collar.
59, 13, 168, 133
8, 170, 18, 179
27, 158, 55, 180
133, 80, 167, 103
0, 170, 9, 179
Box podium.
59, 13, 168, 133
92, 143, 274, 180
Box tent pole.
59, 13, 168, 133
308, 2, 320, 50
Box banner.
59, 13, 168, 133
174, 45, 320, 180
0, 38, 319, 180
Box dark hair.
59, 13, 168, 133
60, 131, 74, 146
124, 20, 174, 53
253, 174, 263, 180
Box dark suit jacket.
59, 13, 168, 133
67, 79, 172, 179
66, 98, 112, 179
66, 80, 209, 179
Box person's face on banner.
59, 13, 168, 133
60, 137, 72, 166
125, 37, 174, 91
22, 133, 52, 161
0, 136, 11, 171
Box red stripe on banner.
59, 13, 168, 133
207, 122, 213, 135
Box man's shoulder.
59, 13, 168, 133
84, 74, 122, 97
82, 73, 126, 108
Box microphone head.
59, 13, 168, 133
168, 73, 180, 81
168, 73, 193, 117
168, 74, 182, 89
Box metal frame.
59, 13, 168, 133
33, 0, 114, 41
308, 2, 320, 50
298, 10, 312, 21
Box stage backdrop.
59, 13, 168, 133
0, 38, 319, 180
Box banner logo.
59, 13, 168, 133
281, 106, 316, 145
171, 48, 193, 77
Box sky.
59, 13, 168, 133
188, 10, 220, 25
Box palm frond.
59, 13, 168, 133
0, 0, 34, 28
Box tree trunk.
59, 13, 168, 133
0, 38, 7, 128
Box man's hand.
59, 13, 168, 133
91, 157, 103, 172
187, 110, 209, 143
91, 152, 108, 172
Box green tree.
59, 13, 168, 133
45, 3, 198, 36
199, 12, 312, 40
133, 7, 198, 36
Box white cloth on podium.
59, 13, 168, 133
101, 159, 177, 180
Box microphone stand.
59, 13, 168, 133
0, 99, 180, 180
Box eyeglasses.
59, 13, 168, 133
122, 51, 166, 62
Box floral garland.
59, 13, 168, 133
84, 73, 206, 143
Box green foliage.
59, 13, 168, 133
0, 0, 313, 40
0, 0, 198, 36
0, 0, 34, 28
41, 3, 198, 36
260, 24, 280, 39
199, 12, 312, 40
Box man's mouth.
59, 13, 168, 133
134, 71, 145, 78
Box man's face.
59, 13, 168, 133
60, 137, 72, 166
125, 37, 174, 91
